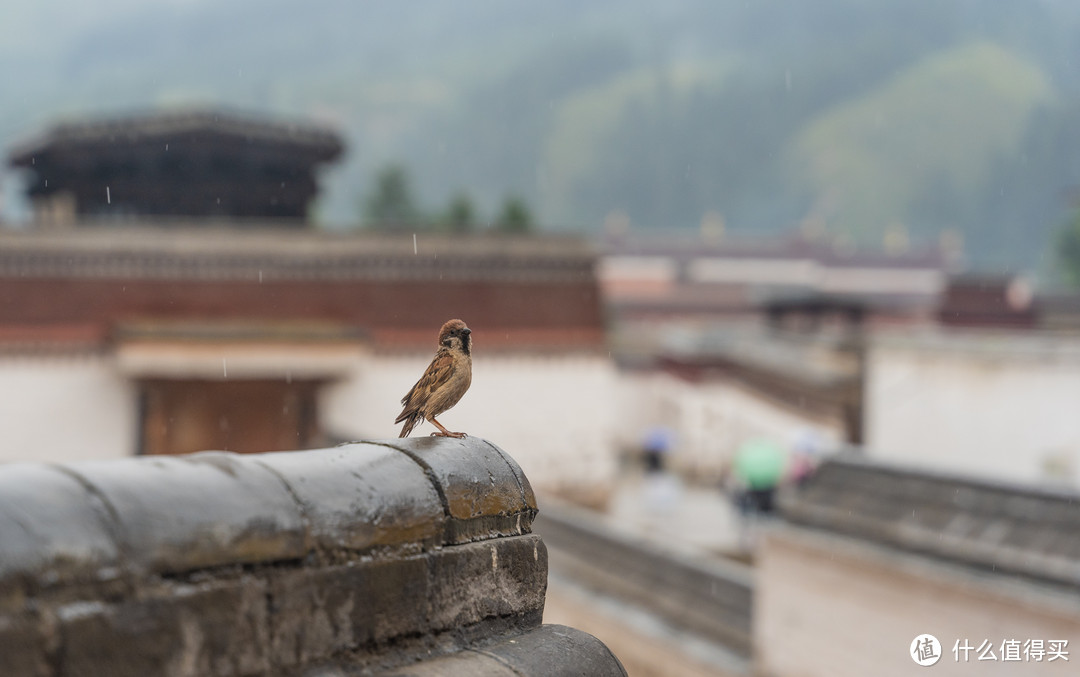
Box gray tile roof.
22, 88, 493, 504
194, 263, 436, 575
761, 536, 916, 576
781, 455, 1080, 588
8, 108, 342, 165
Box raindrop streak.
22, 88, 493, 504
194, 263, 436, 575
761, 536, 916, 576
413, 233, 418, 255
106, 186, 111, 204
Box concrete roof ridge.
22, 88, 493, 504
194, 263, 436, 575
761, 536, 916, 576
782, 454, 1080, 587
371, 437, 538, 545
824, 452, 1080, 504
0, 438, 538, 605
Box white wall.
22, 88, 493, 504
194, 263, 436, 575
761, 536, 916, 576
866, 332, 1080, 487
0, 355, 135, 463
0, 349, 621, 499
321, 353, 619, 499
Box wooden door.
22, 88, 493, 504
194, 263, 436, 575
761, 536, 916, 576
139, 379, 320, 455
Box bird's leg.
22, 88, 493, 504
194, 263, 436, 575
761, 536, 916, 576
429, 417, 467, 439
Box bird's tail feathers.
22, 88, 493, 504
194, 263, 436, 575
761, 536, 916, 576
398, 413, 423, 438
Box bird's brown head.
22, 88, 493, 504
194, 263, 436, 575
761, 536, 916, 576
438, 318, 472, 355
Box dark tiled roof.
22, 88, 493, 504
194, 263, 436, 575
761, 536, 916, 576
781, 456, 1080, 587
8, 109, 343, 165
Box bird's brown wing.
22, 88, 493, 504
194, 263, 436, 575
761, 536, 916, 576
396, 349, 455, 424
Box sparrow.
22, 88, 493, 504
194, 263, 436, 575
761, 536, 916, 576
396, 319, 473, 438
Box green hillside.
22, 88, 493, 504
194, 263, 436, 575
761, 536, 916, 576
4, 0, 1080, 269
792, 41, 1052, 243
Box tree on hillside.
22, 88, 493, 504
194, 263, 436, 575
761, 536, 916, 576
363, 164, 422, 229
1054, 207, 1080, 288
440, 192, 476, 233
494, 195, 533, 233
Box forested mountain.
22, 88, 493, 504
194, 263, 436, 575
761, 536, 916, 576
3, 0, 1080, 269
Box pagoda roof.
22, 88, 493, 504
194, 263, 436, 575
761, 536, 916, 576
8, 108, 343, 167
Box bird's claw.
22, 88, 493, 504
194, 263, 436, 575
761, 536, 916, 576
430, 432, 468, 439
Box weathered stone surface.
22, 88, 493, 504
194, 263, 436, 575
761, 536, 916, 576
0, 443, 623, 676
478, 438, 537, 513
0, 438, 540, 591
478, 624, 628, 677
58, 577, 270, 677
383, 438, 534, 520
426, 535, 547, 632
376, 651, 515, 677
253, 444, 443, 553
268, 535, 546, 671
0, 464, 119, 594
377, 625, 628, 676
379, 437, 537, 544
64, 452, 308, 576
267, 557, 430, 666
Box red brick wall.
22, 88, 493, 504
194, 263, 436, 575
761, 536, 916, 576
0, 276, 605, 350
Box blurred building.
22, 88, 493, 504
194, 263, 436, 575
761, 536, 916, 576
760, 456, 1080, 676
937, 273, 1038, 329
865, 328, 1080, 487
863, 273, 1080, 487
601, 232, 954, 478
0, 227, 614, 499
8, 109, 343, 225
0, 110, 617, 502
615, 329, 856, 481
600, 231, 952, 347
601, 234, 1080, 491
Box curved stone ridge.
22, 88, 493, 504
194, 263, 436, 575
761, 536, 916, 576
373, 625, 628, 677
0, 437, 563, 676
0, 437, 537, 596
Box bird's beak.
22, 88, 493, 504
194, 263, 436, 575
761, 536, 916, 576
462, 328, 472, 335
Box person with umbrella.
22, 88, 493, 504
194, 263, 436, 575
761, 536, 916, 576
732, 438, 788, 515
